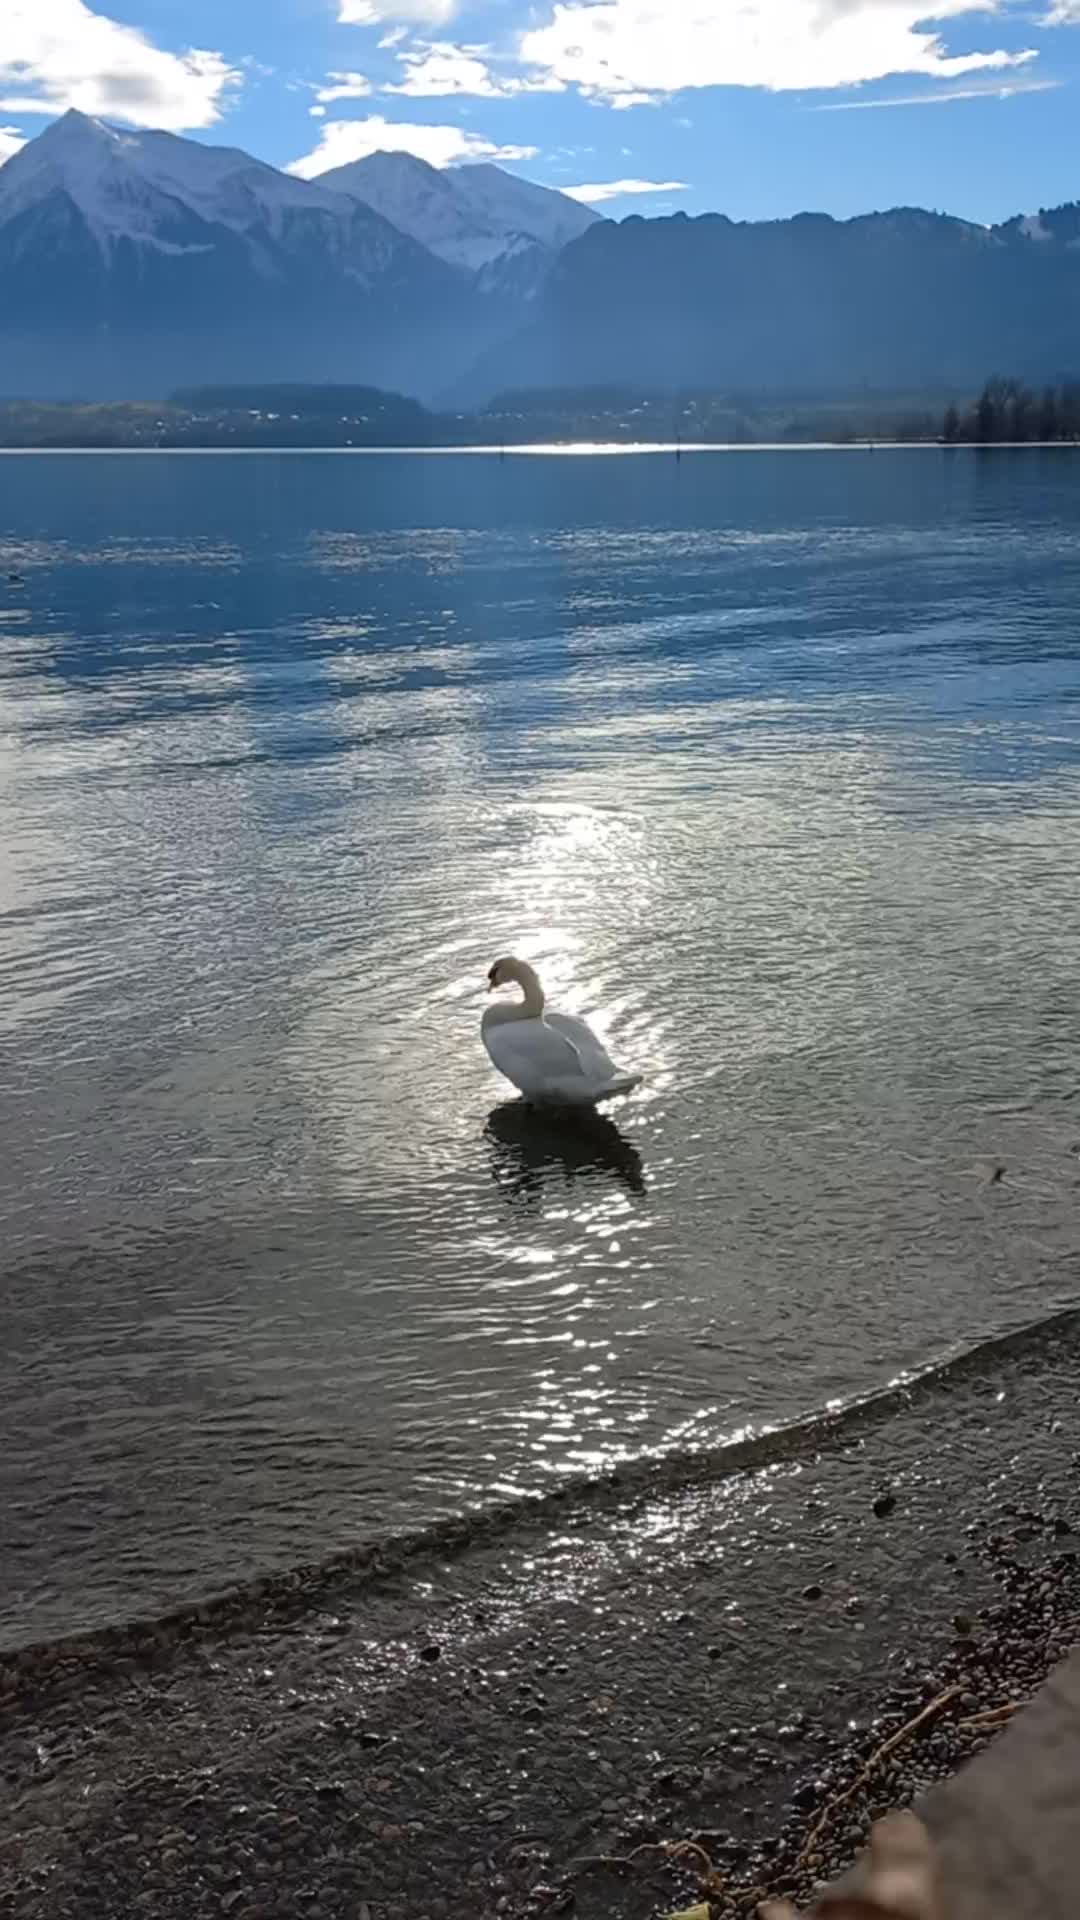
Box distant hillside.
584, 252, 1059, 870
464, 206, 1080, 401
0, 382, 964, 449
171, 383, 433, 431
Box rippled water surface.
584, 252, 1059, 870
3, 448, 1080, 1645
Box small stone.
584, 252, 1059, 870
802, 1584, 823, 1601
873, 1493, 897, 1519
953, 1614, 974, 1638
221, 1896, 245, 1915
1054, 1519, 1073, 1537
707, 1646, 724, 1660
419, 1644, 441, 1663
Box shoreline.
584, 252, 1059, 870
5, 1307, 1080, 1919
4, 1302, 1079, 1666
1, 439, 1079, 457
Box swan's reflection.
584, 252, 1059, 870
484, 1099, 646, 1203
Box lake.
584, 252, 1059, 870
2, 446, 1080, 1648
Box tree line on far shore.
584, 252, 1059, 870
943, 379, 1080, 443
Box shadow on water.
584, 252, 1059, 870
483, 1100, 646, 1204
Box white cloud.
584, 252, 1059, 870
385, 39, 566, 96
389, 42, 506, 95
1042, 0, 1080, 18
288, 115, 538, 177
0, 124, 25, 162
813, 75, 1061, 105
314, 71, 374, 103
339, 0, 459, 24
518, 0, 1037, 99
565, 177, 688, 203
0, 0, 238, 128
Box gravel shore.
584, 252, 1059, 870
4, 1311, 1080, 1920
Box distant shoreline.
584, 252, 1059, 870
1, 439, 1077, 456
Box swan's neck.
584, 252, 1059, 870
510, 963, 545, 1019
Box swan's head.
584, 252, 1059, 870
486, 955, 542, 997
487, 955, 520, 992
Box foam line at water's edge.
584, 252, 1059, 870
5, 1301, 1079, 1675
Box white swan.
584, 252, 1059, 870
482, 956, 642, 1107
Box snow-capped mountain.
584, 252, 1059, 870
0, 111, 502, 400
0, 109, 358, 244
316, 149, 599, 278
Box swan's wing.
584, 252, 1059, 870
483, 1013, 589, 1099
544, 1012, 620, 1082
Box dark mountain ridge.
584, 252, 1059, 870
465, 203, 1080, 399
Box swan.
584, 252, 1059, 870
482, 956, 642, 1107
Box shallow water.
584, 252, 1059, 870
2, 447, 1080, 1647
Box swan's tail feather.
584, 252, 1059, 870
595, 1072, 642, 1101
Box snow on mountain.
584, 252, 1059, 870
449, 163, 599, 256
314, 150, 510, 273
0, 109, 355, 251
316, 149, 599, 274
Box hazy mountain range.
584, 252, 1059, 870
1, 109, 1079, 406
474, 204, 1080, 400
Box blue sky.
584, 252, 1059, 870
1, 0, 1078, 222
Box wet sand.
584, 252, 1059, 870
4, 1310, 1080, 1920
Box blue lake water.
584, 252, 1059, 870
2, 447, 1080, 1646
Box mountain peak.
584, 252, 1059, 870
318, 147, 599, 274
31, 109, 129, 156
43, 107, 111, 135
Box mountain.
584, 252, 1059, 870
0, 111, 492, 401
314, 150, 599, 288
466, 204, 1080, 401
5, 111, 1080, 411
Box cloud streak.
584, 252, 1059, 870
565, 177, 689, 202
0, 0, 238, 129
0, 124, 25, 162
812, 76, 1061, 106
313, 72, 374, 104
339, 0, 459, 23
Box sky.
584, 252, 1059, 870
1, 0, 1078, 223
